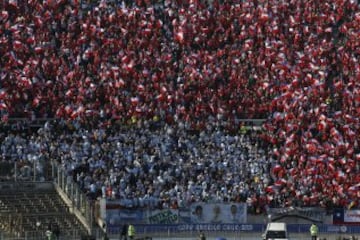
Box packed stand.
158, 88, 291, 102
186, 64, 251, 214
0, 0, 359, 211
0, 120, 272, 213
261, 0, 360, 209
0, 0, 271, 126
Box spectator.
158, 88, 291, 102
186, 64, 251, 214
121, 224, 128, 240
0, 0, 359, 213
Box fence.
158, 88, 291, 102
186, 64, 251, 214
0, 162, 13, 181
0, 158, 47, 182
54, 165, 94, 234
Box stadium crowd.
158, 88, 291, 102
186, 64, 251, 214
0, 0, 360, 212
0, 120, 273, 213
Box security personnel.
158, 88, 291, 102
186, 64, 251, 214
199, 230, 206, 240
45, 229, 55, 240
128, 224, 135, 240
310, 223, 318, 240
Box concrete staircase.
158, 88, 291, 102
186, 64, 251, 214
0, 182, 88, 239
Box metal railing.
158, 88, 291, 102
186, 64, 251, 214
54, 165, 94, 234
0, 230, 85, 240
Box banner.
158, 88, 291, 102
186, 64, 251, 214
106, 209, 145, 226
178, 207, 191, 223
268, 207, 326, 222
106, 223, 360, 235
177, 223, 258, 232
344, 210, 360, 223
333, 208, 344, 224
106, 224, 263, 234
146, 209, 179, 224
190, 203, 247, 223
104, 202, 247, 226
334, 208, 360, 224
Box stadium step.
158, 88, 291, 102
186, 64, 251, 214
0, 182, 88, 239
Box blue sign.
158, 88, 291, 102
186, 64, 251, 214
106, 223, 360, 235
107, 224, 264, 234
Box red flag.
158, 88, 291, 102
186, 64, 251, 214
0, 102, 7, 110
9, 0, 18, 8
130, 97, 139, 105
137, 84, 145, 92
13, 40, 22, 51
175, 31, 184, 44
1, 11, 9, 20
32, 97, 40, 107
265, 185, 276, 193
0, 90, 6, 100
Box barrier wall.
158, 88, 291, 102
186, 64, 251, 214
101, 203, 360, 236
106, 224, 360, 235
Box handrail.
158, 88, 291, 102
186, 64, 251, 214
53, 163, 95, 235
